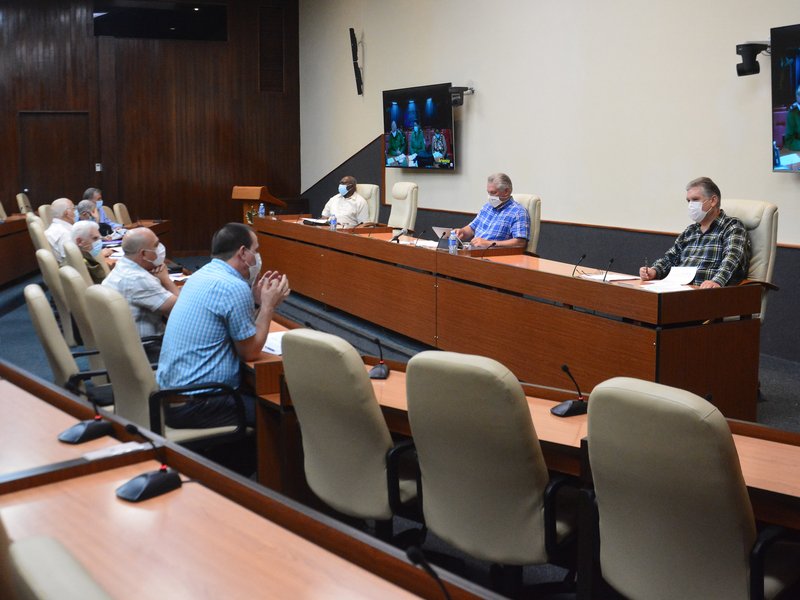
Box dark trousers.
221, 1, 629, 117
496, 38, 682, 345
164, 390, 256, 429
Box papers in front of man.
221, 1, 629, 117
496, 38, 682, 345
641, 266, 697, 292
580, 272, 639, 282
262, 331, 286, 355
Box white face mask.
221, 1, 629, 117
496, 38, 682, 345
338, 184, 349, 196
144, 243, 166, 267
246, 248, 262, 285
488, 195, 502, 208
687, 200, 708, 223
96, 200, 103, 210
89, 239, 104, 258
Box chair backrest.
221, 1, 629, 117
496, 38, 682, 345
723, 199, 779, 320
406, 350, 551, 565
112, 203, 131, 225
0, 201, 6, 221
355, 183, 380, 223
16, 192, 33, 214
512, 193, 542, 255
35, 249, 76, 347
281, 329, 395, 520
10, 536, 111, 600
0, 518, 12, 600
59, 266, 105, 381
84, 285, 156, 428
37, 204, 53, 229
387, 182, 418, 232
24, 284, 79, 388
62, 242, 93, 287
588, 377, 756, 600
27, 219, 50, 253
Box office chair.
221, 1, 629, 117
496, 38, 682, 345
0, 201, 6, 221
24, 284, 112, 407
59, 266, 107, 382
112, 203, 131, 225
406, 350, 577, 596
84, 285, 247, 447
387, 182, 418, 232
37, 204, 53, 229
35, 249, 77, 347
586, 377, 800, 600
724, 199, 779, 322
513, 193, 542, 255
16, 192, 33, 214
281, 329, 419, 536
355, 183, 380, 224
26, 219, 50, 253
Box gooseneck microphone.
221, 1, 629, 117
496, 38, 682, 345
550, 364, 588, 417
368, 337, 390, 379
602, 257, 615, 282
413, 229, 427, 247
390, 228, 408, 243
406, 546, 451, 600
479, 241, 497, 260
571, 253, 587, 277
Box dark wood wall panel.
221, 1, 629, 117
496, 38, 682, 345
1, 0, 300, 253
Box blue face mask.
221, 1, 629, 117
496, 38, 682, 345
96, 199, 103, 210
338, 184, 349, 196
89, 239, 104, 258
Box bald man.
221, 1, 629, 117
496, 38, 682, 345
102, 227, 179, 340
44, 197, 75, 263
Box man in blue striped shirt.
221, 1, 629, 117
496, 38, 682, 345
455, 173, 530, 248
640, 177, 750, 288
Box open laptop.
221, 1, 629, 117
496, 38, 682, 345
432, 226, 466, 250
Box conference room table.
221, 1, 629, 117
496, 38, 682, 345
254, 216, 762, 421
0, 360, 496, 600
0, 214, 38, 286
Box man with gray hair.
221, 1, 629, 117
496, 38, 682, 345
44, 197, 76, 263
455, 172, 530, 248
102, 227, 180, 341
71, 220, 112, 284
640, 176, 749, 288
76, 198, 113, 237
83, 187, 122, 230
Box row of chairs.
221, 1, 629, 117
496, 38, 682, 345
279, 328, 800, 599
15, 192, 133, 228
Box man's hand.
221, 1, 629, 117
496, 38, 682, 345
259, 273, 290, 310
470, 237, 492, 248
101, 248, 114, 258
639, 267, 657, 281
699, 280, 721, 289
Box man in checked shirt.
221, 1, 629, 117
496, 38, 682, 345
454, 172, 530, 249
640, 177, 750, 288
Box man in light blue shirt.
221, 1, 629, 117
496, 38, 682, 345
455, 173, 530, 248
156, 222, 290, 428
83, 187, 123, 231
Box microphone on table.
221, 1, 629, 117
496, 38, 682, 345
368, 337, 390, 380
58, 397, 114, 444
478, 241, 497, 260
406, 546, 451, 600
389, 228, 408, 243
550, 364, 588, 417
412, 229, 427, 247
602, 257, 615, 282
571, 253, 587, 277
115, 424, 182, 503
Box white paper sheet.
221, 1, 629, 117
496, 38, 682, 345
262, 331, 286, 355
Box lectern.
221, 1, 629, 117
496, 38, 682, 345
232, 186, 287, 224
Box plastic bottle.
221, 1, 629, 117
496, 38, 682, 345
448, 229, 458, 255
258, 203, 266, 218
329, 214, 337, 231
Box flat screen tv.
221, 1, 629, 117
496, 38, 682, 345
771, 23, 800, 172
382, 82, 455, 170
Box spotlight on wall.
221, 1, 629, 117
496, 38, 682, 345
449, 86, 475, 106
736, 42, 769, 76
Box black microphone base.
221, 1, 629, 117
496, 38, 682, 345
550, 399, 588, 417
116, 468, 182, 502
58, 419, 114, 444
369, 362, 390, 380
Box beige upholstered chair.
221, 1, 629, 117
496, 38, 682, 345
37, 204, 53, 229
724, 199, 779, 321
587, 377, 800, 600
0, 201, 6, 221
387, 182, 418, 232
59, 266, 106, 380
281, 329, 418, 528
356, 183, 380, 224
112, 202, 131, 225
25, 212, 41, 226
84, 285, 245, 446
16, 192, 33, 214
9, 536, 111, 600
62, 242, 94, 287
406, 350, 576, 593
513, 193, 542, 255
27, 219, 50, 253
35, 249, 76, 346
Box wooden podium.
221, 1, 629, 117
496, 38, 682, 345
232, 185, 287, 224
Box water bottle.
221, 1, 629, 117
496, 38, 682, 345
258, 203, 266, 218
329, 214, 337, 231
448, 230, 458, 255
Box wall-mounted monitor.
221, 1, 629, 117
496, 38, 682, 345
771, 23, 800, 172
382, 82, 455, 170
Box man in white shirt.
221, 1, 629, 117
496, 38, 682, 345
44, 197, 76, 264
102, 227, 180, 340
321, 176, 369, 228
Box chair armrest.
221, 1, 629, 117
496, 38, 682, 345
386, 439, 420, 518
543, 474, 579, 558
739, 278, 779, 292
70, 348, 101, 359
141, 334, 164, 347
750, 525, 789, 600
149, 382, 246, 436
65, 369, 110, 396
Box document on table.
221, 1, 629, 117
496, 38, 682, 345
641, 266, 697, 292
400, 239, 440, 249
580, 272, 639, 282
262, 331, 286, 355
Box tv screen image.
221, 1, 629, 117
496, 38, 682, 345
382, 82, 455, 170
771, 23, 800, 172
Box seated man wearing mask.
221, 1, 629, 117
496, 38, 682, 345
70, 220, 113, 284
640, 176, 749, 288
102, 227, 179, 342
156, 223, 290, 428
454, 172, 530, 248
321, 175, 369, 227
44, 197, 76, 264
76, 198, 112, 237
82, 187, 123, 231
